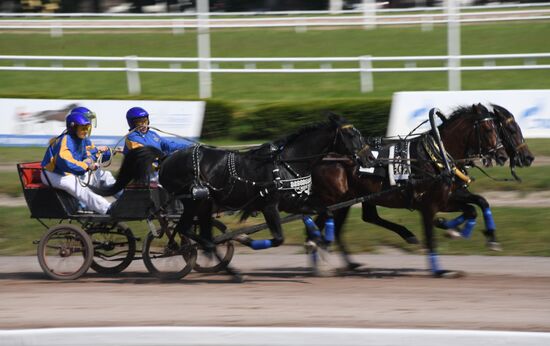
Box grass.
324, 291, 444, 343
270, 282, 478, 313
0, 22, 549, 103
1, 205, 549, 256
1, 138, 548, 197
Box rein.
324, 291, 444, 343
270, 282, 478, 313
471, 163, 519, 182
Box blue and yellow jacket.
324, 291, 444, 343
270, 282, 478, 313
41, 133, 111, 176
123, 129, 194, 156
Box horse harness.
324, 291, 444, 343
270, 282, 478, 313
190, 143, 313, 201
464, 116, 504, 166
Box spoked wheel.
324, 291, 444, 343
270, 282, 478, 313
37, 224, 94, 280
142, 229, 197, 280
89, 223, 136, 275
193, 218, 235, 273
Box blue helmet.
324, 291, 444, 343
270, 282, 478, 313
126, 107, 149, 129
66, 109, 92, 136
67, 106, 97, 129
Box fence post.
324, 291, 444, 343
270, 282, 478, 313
172, 20, 185, 35
50, 23, 62, 38
360, 55, 373, 93
363, 0, 376, 30
197, 0, 212, 99
125, 55, 141, 95
447, 0, 461, 91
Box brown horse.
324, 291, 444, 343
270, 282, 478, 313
308, 104, 508, 277
434, 104, 534, 247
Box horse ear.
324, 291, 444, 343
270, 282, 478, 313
478, 103, 489, 114
326, 111, 343, 126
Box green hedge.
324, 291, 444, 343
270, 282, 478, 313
202, 100, 235, 139
233, 98, 391, 140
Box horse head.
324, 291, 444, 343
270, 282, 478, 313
439, 103, 508, 167
491, 104, 535, 167
327, 113, 374, 167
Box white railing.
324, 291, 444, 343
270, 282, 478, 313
1, 3, 549, 97
1, 10, 549, 30
1, 2, 549, 17
1, 53, 549, 97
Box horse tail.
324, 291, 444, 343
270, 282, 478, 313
90, 146, 164, 196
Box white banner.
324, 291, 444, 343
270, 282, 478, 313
388, 90, 550, 138
0, 98, 205, 146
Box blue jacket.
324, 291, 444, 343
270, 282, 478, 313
41, 133, 111, 176
123, 129, 194, 156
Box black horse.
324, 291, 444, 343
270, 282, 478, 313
308, 104, 508, 277
434, 104, 535, 246
93, 114, 371, 278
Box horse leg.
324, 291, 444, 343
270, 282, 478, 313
196, 201, 243, 281
443, 190, 501, 250
235, 203, 284, 250
435, 191, 476, 239
421, 207, 462, 278
421, 208, 444, 277
302, 213, 327, 266
362, 203, 419, 244
332, 207, 363, 271
466, 194, 501, 251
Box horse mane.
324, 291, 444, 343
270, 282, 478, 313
273, 120, 335, 148
242, 120, 338, 161
440, 104, 490, 128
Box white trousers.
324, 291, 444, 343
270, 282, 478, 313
41, 170, 116, 214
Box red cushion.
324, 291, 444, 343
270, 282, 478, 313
19, 162, 47, 189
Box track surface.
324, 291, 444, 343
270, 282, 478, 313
1, 248, 549, 331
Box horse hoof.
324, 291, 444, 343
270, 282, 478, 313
347, 262, 362, 271
234, 234, 251, 245
444, 229, 462, 239
304, 240, 317, 254
433, 217, 449, 229
312, 267, 334, 277
433, 270, 465, 278
233, 273, 246, 283
487, 241, 503, 252
405, 236, 420, 245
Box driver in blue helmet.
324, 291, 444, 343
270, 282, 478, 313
41, 107, 116, 215
123, 107, 195, 156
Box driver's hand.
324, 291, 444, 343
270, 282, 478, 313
84, 158, 94, 169
97, 146, 109, 152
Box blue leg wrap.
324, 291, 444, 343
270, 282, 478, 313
250, 239, 273, 250
311, 251, 318, 266
460, 218, 476, 238
443, 215, 466, 229
303, 216, 321, 237
428, 252, 441, 273
324, 218, 335, 243
483, 208, 496, 232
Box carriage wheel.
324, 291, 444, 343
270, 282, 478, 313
142, 229, 197, 280
37, 224, 94, 280
89, 223, 136, 275
193, 218, 235, 273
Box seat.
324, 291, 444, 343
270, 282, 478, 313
17, 162, 78, 218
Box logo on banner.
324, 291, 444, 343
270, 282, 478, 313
519, 104, 550, 129
14, 103, 77, 134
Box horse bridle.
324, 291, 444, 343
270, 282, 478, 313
467, 116, 504, 165
335, 124, 371, 167
497, 115, 527, 161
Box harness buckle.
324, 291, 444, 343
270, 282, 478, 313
191, 185, 210, 200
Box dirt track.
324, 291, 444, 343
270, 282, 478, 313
1, 248, 549, 332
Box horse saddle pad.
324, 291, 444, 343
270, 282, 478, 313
358, 141, 411, 186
